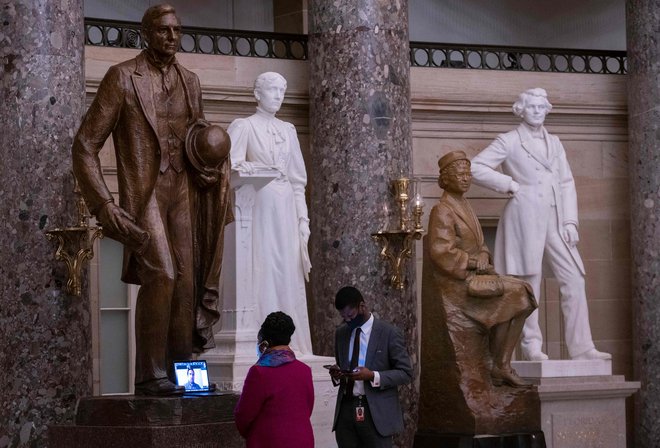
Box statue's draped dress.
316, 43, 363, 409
228, 110, 313, 354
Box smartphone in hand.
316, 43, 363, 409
323, 364, 353, 374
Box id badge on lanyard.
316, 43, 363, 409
355, 396, 365, 422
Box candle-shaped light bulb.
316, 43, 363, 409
412, 192, 424, 231
382, 202, 390, 230
414, 193, 424, 208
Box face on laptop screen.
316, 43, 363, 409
174, 360, 210, 391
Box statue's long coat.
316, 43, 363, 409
72, 51, 232, 350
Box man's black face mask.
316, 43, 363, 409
346, 306, 367, 330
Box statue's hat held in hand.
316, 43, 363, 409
185, 119, 231, 175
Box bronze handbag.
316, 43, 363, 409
467, 274, 504, 298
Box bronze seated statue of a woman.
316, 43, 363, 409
425, 150, 537, 388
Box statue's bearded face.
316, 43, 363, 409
145, 13, 182, 59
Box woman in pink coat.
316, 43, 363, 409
234, 311, 314, 447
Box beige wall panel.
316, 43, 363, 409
462, 197, 507, 219
576, 178, 630, 219
585, 259, 631, 301
611, 219, 631, 260
466, 184, 509, 200
588, 299, 633, 341
413, 137, 494, 174
410, 67, 627, 115
85, 47, 309, 92
607, 343, 633, 380
603, 141, 629, 178
543, 278, 560, 304
542, 282, 561, 331
541, 278, 563, 359
579, 219, 614, 261
562, 140, 606, 179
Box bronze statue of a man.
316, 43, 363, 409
72, 4, 232, 395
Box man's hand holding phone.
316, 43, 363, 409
324, 365, 375, 383
324, 364, 351, 381
344, 366, 375, 382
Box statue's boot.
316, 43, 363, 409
490, 365, 530, 388
491, 317, 531, 388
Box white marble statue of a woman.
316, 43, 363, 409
227, 72, 313, 355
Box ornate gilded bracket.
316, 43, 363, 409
371, 229, 423, 290
372, 177, 425, 290
45, 178, 103, 297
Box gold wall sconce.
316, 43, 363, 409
46, 179, 103, 297
372, 177, 425, 289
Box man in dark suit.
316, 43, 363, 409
72, 4, 232, 395
329, 286, 413, 448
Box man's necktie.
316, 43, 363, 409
346, 327, 362, 396
161, 67, 170, 95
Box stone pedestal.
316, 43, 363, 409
205, 170, 338, 448
513, 360, 612, 378
48, 394, 242, 448
207, 169, 280, 387
49, 424, 239, 448
513, 361, 640, 448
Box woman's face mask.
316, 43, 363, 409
256, 339, 269, 358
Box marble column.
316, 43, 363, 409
0, 1, 90, 446
627, 0, 660, 446
308, 1, 417, 446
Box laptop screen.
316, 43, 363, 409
173, 360, 210, 392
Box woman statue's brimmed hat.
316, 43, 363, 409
438, 150, 470, 171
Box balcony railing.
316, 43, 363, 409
410, 41, 626, 75
85, 18, 307, 60
85, 18, 626, 75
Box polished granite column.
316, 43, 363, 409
627, 0, 660, 446
308, 1, 417, 445
0, 1, 90, 446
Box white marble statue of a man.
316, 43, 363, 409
470, 88, 611, 362
227, 72, 313, 355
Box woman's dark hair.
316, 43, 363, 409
259, 311, 295, 346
